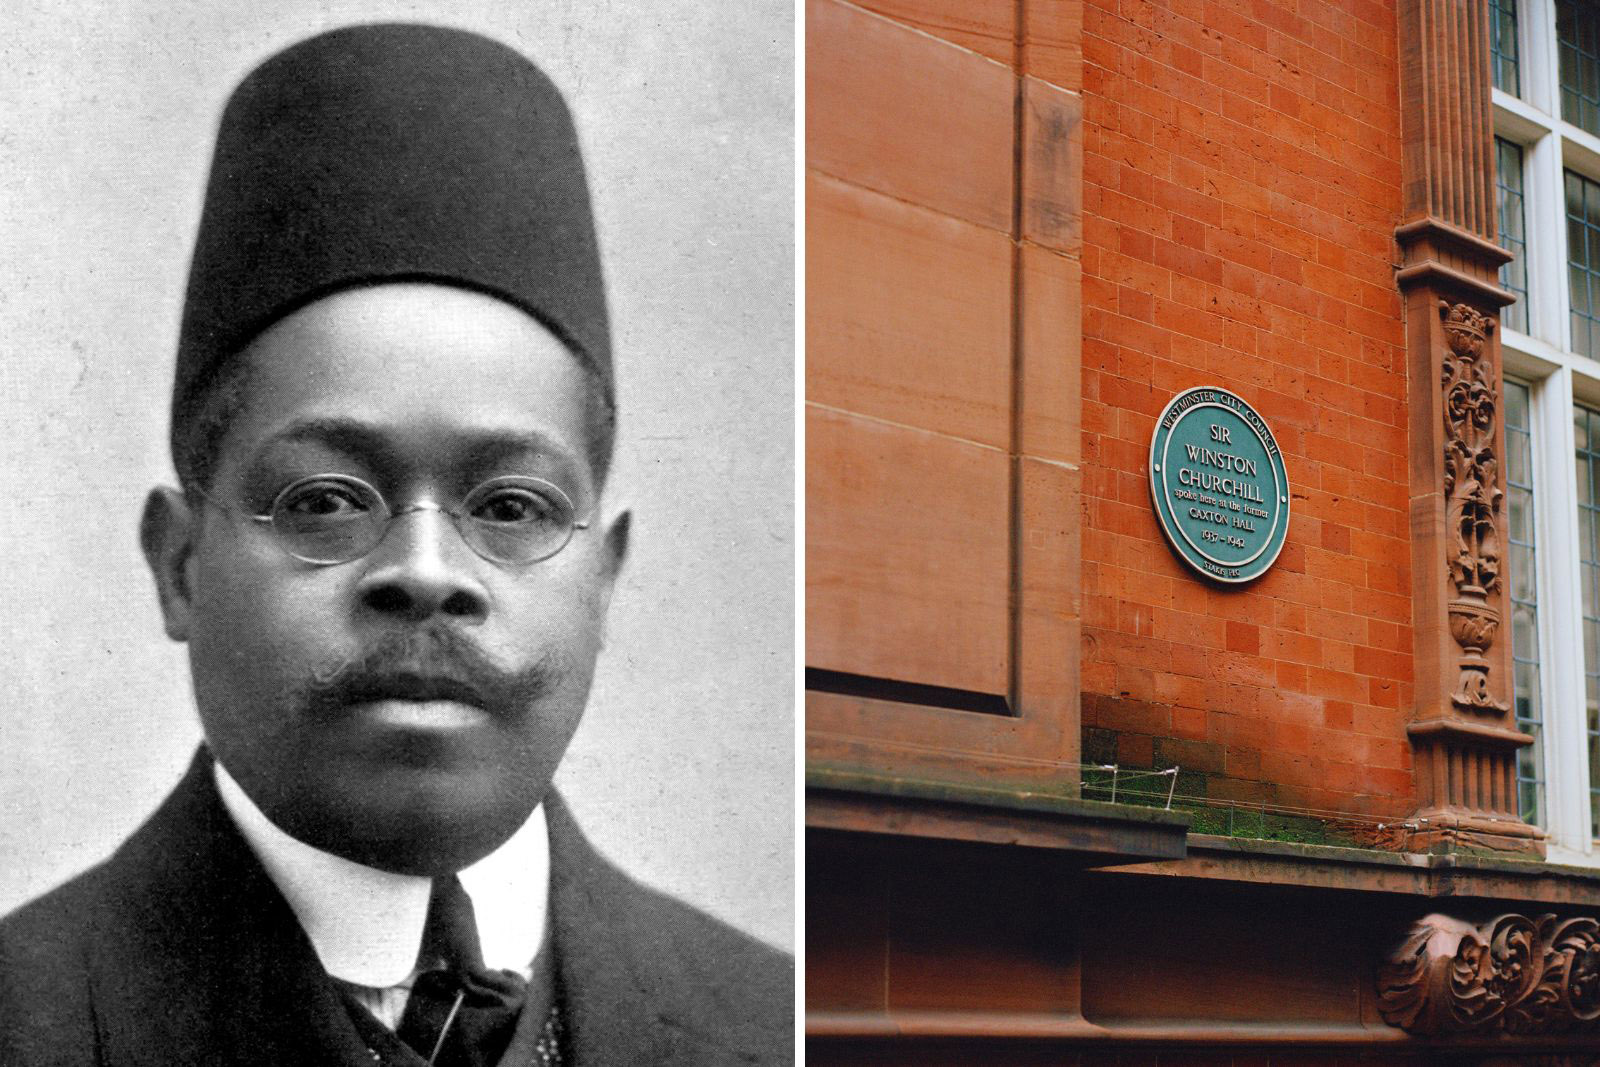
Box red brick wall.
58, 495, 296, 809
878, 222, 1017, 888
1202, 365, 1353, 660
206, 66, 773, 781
1079, 0, 1414, 816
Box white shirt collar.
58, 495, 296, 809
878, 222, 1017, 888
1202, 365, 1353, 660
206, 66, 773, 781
213, 760, 550, 987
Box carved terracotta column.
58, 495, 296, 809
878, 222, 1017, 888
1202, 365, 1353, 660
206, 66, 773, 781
1396, 0, 1539, 854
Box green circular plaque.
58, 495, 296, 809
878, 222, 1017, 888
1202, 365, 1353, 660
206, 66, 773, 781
1149, 386, 1289, 584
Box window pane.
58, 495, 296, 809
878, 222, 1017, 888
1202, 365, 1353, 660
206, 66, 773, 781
1497, 139, 1529, 334
1578, 397, 1600, 836
1567, 169, 1600, 358
1507, 381, 1543, 826
1491, 0, 1522, 96
1561, 0, 1600, 136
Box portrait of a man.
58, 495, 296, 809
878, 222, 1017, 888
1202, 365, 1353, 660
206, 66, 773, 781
0, 7, 792, 1066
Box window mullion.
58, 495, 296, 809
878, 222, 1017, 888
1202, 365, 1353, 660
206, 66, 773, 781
1526, 0, 1561, 118
1526, 129, 1567, 346
1538, 365, 1593, 856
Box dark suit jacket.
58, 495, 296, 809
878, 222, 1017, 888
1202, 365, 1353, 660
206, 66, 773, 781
0, 752, 792, 1065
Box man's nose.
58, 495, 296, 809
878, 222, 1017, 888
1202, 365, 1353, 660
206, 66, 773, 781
353, 507, 490, 623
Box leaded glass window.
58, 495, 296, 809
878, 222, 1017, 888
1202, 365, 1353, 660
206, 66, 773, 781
1559, 0, 1600, 136
1498, 139, 1529, 334
1576, 403, 1600, 837
1506, 381, 1544, 825
1492, 0, 1521, 96
1567, 169, 1600, 358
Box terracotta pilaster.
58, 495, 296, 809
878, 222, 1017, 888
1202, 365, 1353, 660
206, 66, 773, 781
1397, 0, 1538, 854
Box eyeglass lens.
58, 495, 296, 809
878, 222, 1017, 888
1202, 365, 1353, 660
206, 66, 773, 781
269, 475, 579, 565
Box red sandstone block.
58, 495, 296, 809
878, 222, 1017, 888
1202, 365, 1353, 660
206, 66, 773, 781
1323, 640, 1356, 675
1276, 661, 1307, 691
1153, 671, 1186, 706
852, 0, 1016, 63
1100, 371, 1162, 414
1211, 654, 1277, 691
807, 175, 1014, 448
1025, 0, 1084, 90
1271, 721, 1312, 756
1362, 448, 1400, 483
1116, 225, 1155, 262
1350, 703, 1397, 739
1118, 285, 1154, 323
1315, 351, 1348, 383
807, 0, 1014, 231
1117, 600, 1155, 639
1224, 746, 1262, 781
1095, 248, 1170, 297
1118, 731, 1155, 767
1320, 521, 1351, 554
1313, 724, 1386, 768
1269, 546, 1308, 583
1170, 277, 1216, 319
1148, 63, 1222, 120
1165, 644, 1212, 684
1365, 559, 1405, 596
1082, 401, 1115, 441
1108, 687, 1173, 733
1268, 628, 1322, 666
1152, 297, 1223, 344
1323, 700, 1354, 731
1264, 689, 1324, 726
1353, 645, 1410, 683
1300, 545, 1350, 584
806, 407, 1010, 694
1114, 469, 1150, 509
1225, 620, 1260, 655
1084, 594, 1118, 631
1023, 78, 1084, 255
1360, 768, 1414, 801
1356, 588, 1409, 626
1102, 186, 1175, 239
1307, 609, 1364, 646
1260, 749, 1315, 789
1306, 665, 1366, 703
1116, 160, 1155, 205
1318, 580, 1354, 615
1320, 760, 1378, 796
1172, 705, 1208, 740
1084, 274, 1120, 312
1367, 619, 1403, 651
1348, 356, 1402, 399
1362, 736, 1408, 771
1083, 208, 1118, 251
1163, 607, 1225, 649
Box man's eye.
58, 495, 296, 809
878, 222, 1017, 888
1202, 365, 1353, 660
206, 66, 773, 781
279, 483, 370, 518
474, 488, 556, 525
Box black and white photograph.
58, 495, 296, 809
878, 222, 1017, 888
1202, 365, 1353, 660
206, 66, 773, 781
0, 3, 793, 1063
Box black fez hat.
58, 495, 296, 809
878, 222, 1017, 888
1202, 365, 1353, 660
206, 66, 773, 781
171, 23, 610, 461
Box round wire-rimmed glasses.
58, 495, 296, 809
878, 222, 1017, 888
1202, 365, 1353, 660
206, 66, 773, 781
195, 473, 590, 566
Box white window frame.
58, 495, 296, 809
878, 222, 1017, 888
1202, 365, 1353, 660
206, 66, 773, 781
1494, 0, 1600, 862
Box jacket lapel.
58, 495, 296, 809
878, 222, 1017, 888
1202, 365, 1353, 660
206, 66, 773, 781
545, 793, 721, 1066
86, 749, 377, 1067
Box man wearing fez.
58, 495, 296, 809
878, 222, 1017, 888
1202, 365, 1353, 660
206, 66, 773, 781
0, 23, 790, 1067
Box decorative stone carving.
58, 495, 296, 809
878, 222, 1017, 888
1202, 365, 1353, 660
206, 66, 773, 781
1440, 301, 1508, 714
1378, 912, 1600, 1035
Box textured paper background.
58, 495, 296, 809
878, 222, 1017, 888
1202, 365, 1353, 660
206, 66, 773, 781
0, 0, 793, 949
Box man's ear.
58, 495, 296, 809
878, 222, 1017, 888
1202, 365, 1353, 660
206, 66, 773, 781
597, 509, 631, 613
140, 487, 199, 643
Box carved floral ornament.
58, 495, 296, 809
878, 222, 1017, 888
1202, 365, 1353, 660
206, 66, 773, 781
1440, 301, 1509, 715
1378, 912, 1600, 1036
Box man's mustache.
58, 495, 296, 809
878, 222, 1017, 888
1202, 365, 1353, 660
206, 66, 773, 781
299, 626, 556, 718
